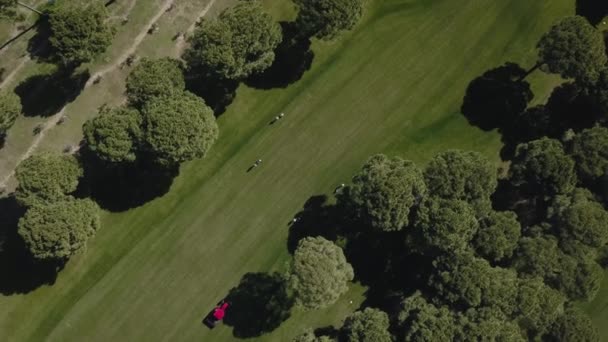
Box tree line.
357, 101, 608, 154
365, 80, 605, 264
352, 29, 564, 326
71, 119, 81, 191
1, 0, 365, 289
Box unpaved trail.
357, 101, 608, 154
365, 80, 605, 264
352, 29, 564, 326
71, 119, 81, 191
174, 0, 219, 53
86, 0, 175, 87
0, 0, 177, 188
0, 55, 30, 89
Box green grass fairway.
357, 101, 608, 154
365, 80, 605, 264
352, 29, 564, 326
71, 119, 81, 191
0, 0, 572, 340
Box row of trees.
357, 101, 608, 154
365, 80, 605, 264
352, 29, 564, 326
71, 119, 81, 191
4, 0, 367, 272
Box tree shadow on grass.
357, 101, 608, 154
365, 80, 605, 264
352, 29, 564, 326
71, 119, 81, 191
185, 73, 239, 117
245, 21, 314, 90
461, 63, 533, 131
224, 272, 294, 338
287, 195, 346, 253
0, 196, 63, 295
79, 151, 178, 212
576, 0, 608, 26
14, 67, 89, 117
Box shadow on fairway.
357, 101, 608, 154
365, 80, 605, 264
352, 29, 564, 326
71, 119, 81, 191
460, 62, 533, 132
79, 150, 178, 212
287, 195, 343, 253
576, 0, 608, 26
185, 74, 239, 117
15, 67, 90, 117
0, 196, 62, 295
245, 21, 314, 90
224, 272, 294, 338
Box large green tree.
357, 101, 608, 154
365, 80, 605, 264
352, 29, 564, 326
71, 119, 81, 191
514, 277, 565, 336
18, 197, 100, 260
15, 153, 83, 207
570, 126, 608, 182
537, 16, 607, 83
125, 58, 185, 108
0, 91, 22, 138
473, 210, 521, 262
294, 0, 363, 40
398, 292, 457, 341
551, 190, 608, 248
83, 106, 142, 163
545, 307, 599, 342
430, 251, 517, 314
48, 0, 114, 65
424, 150, 497, 216
509, 137, 577, 196
460, 308, 525, 341
414, 197, 478, 252
142, 91, 219, 166
346, 154, 426, 232
290, 236, 354, 310
341, 308, 392, 342
184, 1, 282, 80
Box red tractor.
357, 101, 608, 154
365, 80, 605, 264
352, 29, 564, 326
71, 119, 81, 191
203, 300, 230, 329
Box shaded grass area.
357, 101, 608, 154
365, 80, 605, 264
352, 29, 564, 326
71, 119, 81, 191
0, 0, 573, 341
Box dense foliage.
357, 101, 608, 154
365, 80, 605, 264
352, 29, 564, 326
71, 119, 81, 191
294, 0, 363, 40
537, 16, 607, 83
83, 107, 142, 163
570, 126, 608, 182
424, 150, 496, 216
15, 153, 83, 207
341, 308, 392, 342
0, 91, 22, 137
125, 58, 186, 108
18, 197, 100, 260
290, 236, 354, 309
184, 1, 282, 80
142, 91, 218, 166
48, 0, 114, 65
509, 137, 577, 196
0, 0, 17, 19
346, 154, 426, 232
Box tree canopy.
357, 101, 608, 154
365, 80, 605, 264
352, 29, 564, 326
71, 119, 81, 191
83, 106, 142, 163
126, 58, 185, 108
48, 0, 114, 65
414, 197, 478, 252
473, 210, 521, 262
15, 153, 83, 207
341, 308, 392, 342
430, 251, 518, 314
294, 0, 363, 40
537, 16, 607, 83
142, 91, 218, 166
514, 277, 565, 336
424, 150, 497, 216
346, 154, 426, 232
290, 236, 354, 310
184, 1, 282, 80
18, 197, 100, 260
509, 137, 576, 196
0, 91, 22, 137
570, 126, 608, 182
0, 0, 17, 19
545, 307, 600, 342
398, 292, 457, 341
552, 191, 608, 248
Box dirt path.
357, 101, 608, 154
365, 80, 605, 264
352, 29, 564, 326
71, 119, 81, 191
0, 0, 223, 188
174, 0, 219, 53
0, 0, 176, 188
86, 0, 175, 87
0, 55, 30, 89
